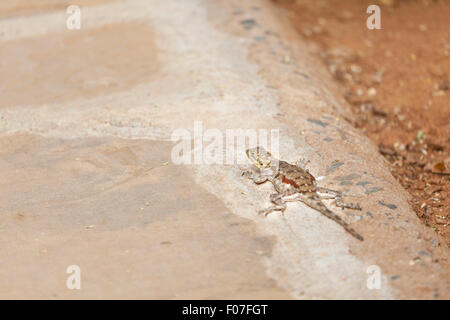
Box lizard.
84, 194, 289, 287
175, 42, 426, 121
241, 146, 364, 241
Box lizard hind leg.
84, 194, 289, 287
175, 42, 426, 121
316, 187, 361, 211
316, 187, 342, 197
258, 193, 286, 216
335, 197, 361, 211
289, 193, 364, 241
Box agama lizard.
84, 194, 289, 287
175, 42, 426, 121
242, 146, 364, 241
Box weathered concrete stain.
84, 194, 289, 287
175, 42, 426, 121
0, 22, 159, 108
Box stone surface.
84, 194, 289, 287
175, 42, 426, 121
0, 0, 448, 299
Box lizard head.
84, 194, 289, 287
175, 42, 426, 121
246, 146, 272, 169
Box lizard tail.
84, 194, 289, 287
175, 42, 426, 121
307, 197, 364, 241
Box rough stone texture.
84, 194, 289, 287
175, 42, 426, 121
0, 0, 448, 299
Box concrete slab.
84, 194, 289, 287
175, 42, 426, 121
0, 0, 448, 299
0, 135, 288, 299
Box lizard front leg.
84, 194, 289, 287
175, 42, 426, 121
258, 193, 286, 216
241, 169, 269, 184
295, 158, 310, 170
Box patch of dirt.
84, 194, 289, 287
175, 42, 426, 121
273, 0, 450, 246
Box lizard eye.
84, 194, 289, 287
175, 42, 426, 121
257, 159, 263, 167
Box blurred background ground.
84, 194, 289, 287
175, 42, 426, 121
273, 0, 450, 246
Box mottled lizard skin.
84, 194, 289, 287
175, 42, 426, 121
243, 146, 364, 241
